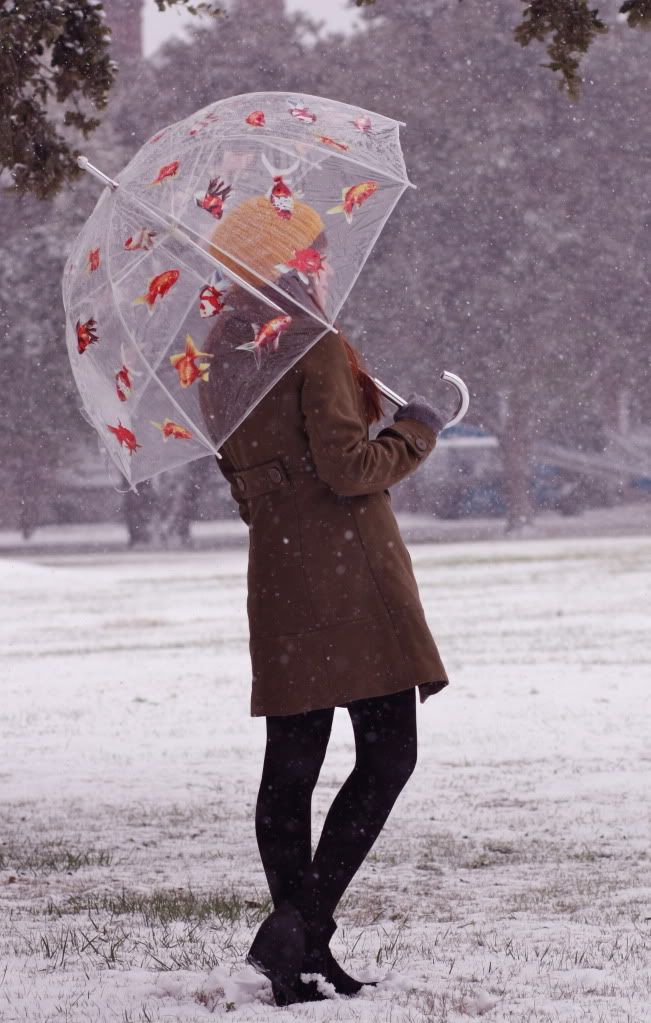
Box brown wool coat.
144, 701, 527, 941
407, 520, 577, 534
199, 327, 449, 717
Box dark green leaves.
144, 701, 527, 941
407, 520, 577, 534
514, 3, 608, 99
620, 0, 651, 29
0, 0, 114, 199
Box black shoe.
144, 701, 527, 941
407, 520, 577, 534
246, 901, 306, 1006
299, 916, 378, 998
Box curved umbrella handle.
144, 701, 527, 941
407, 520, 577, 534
439, 370, 470, 428
372, 371, 470, 428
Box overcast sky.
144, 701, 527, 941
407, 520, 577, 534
142, 0, 362, 57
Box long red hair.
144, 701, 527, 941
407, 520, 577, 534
340, 333, 385, 424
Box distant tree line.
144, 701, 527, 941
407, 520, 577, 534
0, 0, 649, 199
0, 0, 648, 538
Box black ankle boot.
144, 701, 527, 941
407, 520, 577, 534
246, 901, 306, 1006
299, 916, 378, 998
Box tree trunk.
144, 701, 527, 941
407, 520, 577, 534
102, 0, 143, 62
122, 465, 201, 549
499, 393, 534, 531
123, 479, 157, 546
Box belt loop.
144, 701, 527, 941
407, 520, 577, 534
232, 454, 316, 498
233, 458, 290, 499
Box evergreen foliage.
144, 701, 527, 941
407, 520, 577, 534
514, 1, 608, 99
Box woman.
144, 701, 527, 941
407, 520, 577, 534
198, 194, 457, 1006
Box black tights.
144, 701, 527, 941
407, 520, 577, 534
255, 686, 417, 924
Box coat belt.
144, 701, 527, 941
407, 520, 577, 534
232, 455, 316, 499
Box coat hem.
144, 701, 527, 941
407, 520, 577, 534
248, 603, 449, 717
250, 675, 450, 717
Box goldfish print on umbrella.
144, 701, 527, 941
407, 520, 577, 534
287, 99, 316, 123
235, 315, 292, 370
170, 335, 212, 387
199, 270, 232, 318
133, 269, 180, 311
195, 178, 232, 220
246, 110, 265, 127
115, 363, 134, 402
151, 418, 194, 441
268, 176, 296, 220
108, 421, 142, 454
76, 318, 99, 354
115, 344, 141, 401
149, 161, 180, 185
315, 134, 349, 152
188, 111, 219, 136
124, 228, 157, 252
86, 248, 100, 273
327, 181, 378, 225
274, 247, 325, 285
352, 115, 372, 133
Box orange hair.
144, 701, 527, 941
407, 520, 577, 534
339, 331, 385, 425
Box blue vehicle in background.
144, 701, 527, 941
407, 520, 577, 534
399, 423, 633, 519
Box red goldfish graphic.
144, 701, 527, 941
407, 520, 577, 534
235, 315, 292, 369
115, 344, 141, 401
76, 318, 99, 354
107, 421, 141, 454
287, 100, 316, 123
170, 334, 212, 387
124, 228, 157, 251
246, 110, 265, 127
352, 115, 372, 133
199, 270, 232, 318
275, 247, 326, 285
327, 181, 378, 224
268, 176, 295, 220
188, 111, 219, 136
149, 160, 180, 185
115, 364, 134, 402
315, 134, 349, 152
86, 247, 100, 273
195, 177, 232, 220
151, 418, 194, 441
133, 269, 180, 310
148, 130, 167, 144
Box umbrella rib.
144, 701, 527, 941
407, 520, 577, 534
209, 325, 333, 457
195, 90, 408, 127
105, 201, 224, 461
332, 182, 410, 327
172, 130, 212, 230
225, 130, 411, 186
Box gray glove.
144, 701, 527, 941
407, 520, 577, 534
393, 387, 458, 434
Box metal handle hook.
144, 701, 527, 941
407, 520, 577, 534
440, 370, 470, 428
372, 371, 470, 429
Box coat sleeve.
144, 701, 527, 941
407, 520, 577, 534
299, 331, 438, 498
214, 445, 251, 527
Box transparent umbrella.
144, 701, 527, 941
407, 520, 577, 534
63, 91, 468, 491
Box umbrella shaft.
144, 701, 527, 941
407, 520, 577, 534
372, 377, 406, 408
77, 156, 119, 190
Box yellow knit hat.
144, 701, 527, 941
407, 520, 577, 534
206, 195, 325, 289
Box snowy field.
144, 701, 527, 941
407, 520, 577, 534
2, 536, 649, 1022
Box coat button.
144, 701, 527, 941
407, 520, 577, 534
235, 476, 245, 491
268, 467, 283, 484
415, 437, 428, 451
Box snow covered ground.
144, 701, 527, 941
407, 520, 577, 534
2, 536, 649, 1022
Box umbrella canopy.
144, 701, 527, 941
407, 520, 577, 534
63, 92, 414, 489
